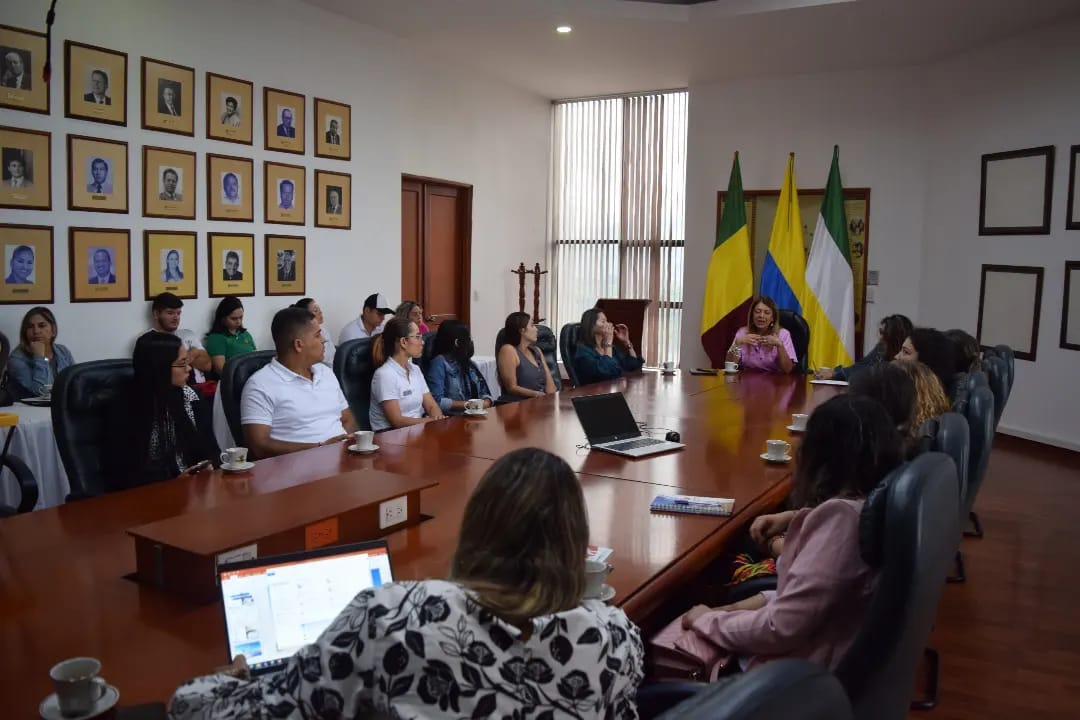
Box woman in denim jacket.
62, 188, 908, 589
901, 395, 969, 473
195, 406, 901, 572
6, 306, 75, 400
425, 320, 494, 414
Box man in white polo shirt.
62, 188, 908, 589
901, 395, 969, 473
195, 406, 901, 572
241, 306, 357, 458
338, 292, 394, 344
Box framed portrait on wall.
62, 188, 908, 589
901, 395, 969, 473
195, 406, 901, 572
145, 230, 197, 300
265, 234, 305, 296
208, 232, 255, 297
976, 264, 1044, 361
1067, 145, 1079, 231
206, 72, 253, 145
69, 227, 130, 302
141, 57, 195, 136
68, 134, 128, 213
143, 146, 195, 219
65, 40, 127, 126
315, 170, 351, 229
207, 153, 253, 221
264, 161, 305, 225
1061, 261, 1080, 351
264, 87, 305, 155
0, 24, 50, 114
979, 146, 1055, 235
314, 97, 351, 160
0, 224, 53, 304
0, 125, 51, 210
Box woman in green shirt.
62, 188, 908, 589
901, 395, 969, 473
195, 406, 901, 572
204, 296, 256, 375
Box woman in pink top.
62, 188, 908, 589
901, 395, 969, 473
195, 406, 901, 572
727, 296, 796, 373
681, 395, 903, 671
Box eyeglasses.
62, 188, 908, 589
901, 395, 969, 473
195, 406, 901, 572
407, 334, 423, 340
171, 360, 191, 368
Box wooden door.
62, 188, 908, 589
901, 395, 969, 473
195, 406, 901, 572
401, 175, 472, 330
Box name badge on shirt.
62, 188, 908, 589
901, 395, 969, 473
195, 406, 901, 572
402, 389, 413, 397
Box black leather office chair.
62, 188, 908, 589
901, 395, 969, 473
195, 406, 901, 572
220, 351, 275, 445
52, 359, 134, 500
650, 660, 853, 720
982, 355, 1007, 428
991, 344, 1015, 395
560, 322, 581, 387
0, 418, 37, 516
839, 453, 959, 720
961, 386, 994, 540
420, 330, 437, 374
777, 309, 810, 374
925, 413, 970, 588
334, 338, 375, 431
494, 325, 562, 394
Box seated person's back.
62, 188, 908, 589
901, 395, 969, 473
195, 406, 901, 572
572, 307, 644, 386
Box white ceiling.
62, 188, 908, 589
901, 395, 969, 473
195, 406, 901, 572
305, 0, 1080, 99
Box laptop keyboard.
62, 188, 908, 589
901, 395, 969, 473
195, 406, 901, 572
606, 437, 667, 452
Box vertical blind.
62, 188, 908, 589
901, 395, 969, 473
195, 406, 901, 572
549, 90, 687, 367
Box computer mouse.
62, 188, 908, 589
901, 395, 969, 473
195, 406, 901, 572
665, 431, 681, 443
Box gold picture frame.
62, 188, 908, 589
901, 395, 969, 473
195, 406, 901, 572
0, 224, 53, 304
65, 40, 127, 126
208, 232, 255, 298
314, 97, 350, 161
264, 87, 305, 155
315, 170, 351, 229
68, 134, 128, 213
206, 72, 253, 145
69, 227, 130, 302
141, 56, 195, 136
145, 230, 197, 300
207, 153, 253, 222
0, 125, 50, 210
265, 234, 305, 296
264, 161, 305, 225
0, 24, 50, 114
143, 146, 196, 219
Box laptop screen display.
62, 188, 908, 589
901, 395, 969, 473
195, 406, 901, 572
219, 542, 393, 673
572, 393, 642, 444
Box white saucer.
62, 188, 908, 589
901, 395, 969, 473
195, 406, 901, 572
586, 584, 616, 603
347, 444, 379, 454
660, 370, 677, 376
40, 684, 120, 720
724, 368, 739, 374
221, 461, 255, 473
786, 425, 806, 433
464, 409, 488, 416
760, 453, 792, 463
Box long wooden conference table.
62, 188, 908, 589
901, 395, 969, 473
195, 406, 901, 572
0, 370, 841, 712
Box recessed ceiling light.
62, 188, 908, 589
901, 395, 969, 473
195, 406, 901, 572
556, 25, 573, 34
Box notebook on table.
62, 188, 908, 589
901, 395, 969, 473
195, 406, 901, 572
571, 392, 685, 458
217, 540, 393, 676
650, 495, 734, 516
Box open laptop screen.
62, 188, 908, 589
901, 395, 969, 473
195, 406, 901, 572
218, 540, 393, 674
572, 392, 642, 444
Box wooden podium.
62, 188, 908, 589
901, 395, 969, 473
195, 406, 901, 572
127, 470, 436, 602
596, 298, 650, 360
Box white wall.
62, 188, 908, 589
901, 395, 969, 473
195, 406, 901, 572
0, 0, 549, 361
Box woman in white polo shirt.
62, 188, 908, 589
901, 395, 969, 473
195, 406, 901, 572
370, 317, 444, 431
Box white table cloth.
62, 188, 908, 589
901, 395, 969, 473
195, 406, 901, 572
0, 404, 71, 510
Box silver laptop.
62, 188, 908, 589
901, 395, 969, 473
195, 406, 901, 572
571, 392, 685, 458
218, 540, 393, 676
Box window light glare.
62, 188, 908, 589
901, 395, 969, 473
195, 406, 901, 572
556, 25, 573, 34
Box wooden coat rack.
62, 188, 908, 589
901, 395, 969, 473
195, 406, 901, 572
511, 262, 547, 322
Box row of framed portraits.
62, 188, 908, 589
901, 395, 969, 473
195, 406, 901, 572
0, 25, 352, 159
0, 224, 307, 304
0, 126, 352, 228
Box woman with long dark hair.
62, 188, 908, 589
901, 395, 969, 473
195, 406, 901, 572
896, 327, 957, 397
572, 307, 644, 385
496, 312, 556, 401
6, 306, 75, 400
204, 296, 256, 375
815, 313, 913, 380
425, 320, 493, 414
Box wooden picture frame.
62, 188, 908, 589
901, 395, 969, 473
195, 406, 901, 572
314, 170, 351, 229
0, 125, 51, 210
143, 146, 196, 219
264, 87, 305, 155
265, 234, 305, 296
976, 264, 1044, 361
68, 134, 128, 213
979, 146, 1055, 235
69, 227, 130, 302
145, 230, 197, 300
207, 153, 253, 221
1067, 145, 1079, 231
1061, 261, 1080, 351
264, 161, 305, 225
0, 223, 53, 304
314, 97, 351, 161
65, 40, 127, 126
0, 24, 50, 114
208, 232, 255, 298
141, 56, 195, 136
206, 72, 253, 145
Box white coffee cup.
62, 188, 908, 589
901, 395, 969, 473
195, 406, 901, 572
724, 361, 739, 372
465, 398, 484, 411
661, 361, 675, 374
220, 447, 248, 466
583, 559, 613, 599
765, 439, 791, 460
50, 657, 107, 716
791, 413, 809, 430
353, 430, 375, 450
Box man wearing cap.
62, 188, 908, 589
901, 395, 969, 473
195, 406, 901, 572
338, 293, 393, 344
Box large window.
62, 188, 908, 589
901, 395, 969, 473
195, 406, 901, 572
549, 90, 687, 367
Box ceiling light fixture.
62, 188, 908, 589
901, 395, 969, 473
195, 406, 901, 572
556, 25, 573, 34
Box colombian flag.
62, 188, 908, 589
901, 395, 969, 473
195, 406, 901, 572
759, 154, 807, 316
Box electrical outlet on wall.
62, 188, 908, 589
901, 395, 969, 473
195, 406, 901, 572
379, 496, 407, 529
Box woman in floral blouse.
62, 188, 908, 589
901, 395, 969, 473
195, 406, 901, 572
168, 448, 644, 719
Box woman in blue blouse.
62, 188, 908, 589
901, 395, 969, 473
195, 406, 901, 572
815, 313, 911, 381
572, 308, 644, 385
6, 306, 75, 400
425, 320, 494, 414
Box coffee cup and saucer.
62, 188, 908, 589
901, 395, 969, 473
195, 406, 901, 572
724, 361, 739, 374
660, 361, 677, 376
464, 398, 488, 416
348, 430, 379, 454
220, 447, 254, 473
786, 413, 809, 433
760, 439, 792, 463
40, 657, 119, 720
583, 559, 616, 603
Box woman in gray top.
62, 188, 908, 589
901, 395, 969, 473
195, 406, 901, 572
496, 312, 557, 402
